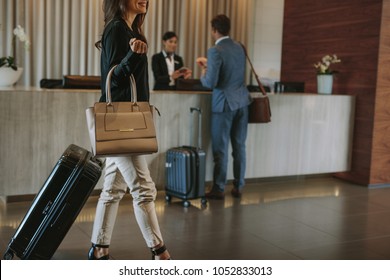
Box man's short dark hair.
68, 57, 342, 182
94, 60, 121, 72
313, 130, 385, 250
211, 14, 231, 36
162, 31, 177, 41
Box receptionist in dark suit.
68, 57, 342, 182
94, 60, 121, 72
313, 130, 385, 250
151, 31, 192, 90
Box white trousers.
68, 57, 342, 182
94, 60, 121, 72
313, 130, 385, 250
91, 155, 163, 248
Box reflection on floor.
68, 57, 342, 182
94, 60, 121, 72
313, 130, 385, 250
1, 176, 390, 260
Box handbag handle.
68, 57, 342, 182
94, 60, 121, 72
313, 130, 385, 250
240, 43, 267, 96
105, 65, 138, 105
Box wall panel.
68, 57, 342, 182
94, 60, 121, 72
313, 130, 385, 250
370, 0, 390, 186
281, 0, 388, 186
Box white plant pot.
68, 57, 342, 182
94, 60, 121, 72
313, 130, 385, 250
317, 74, 333, 94
0, 67, 24, 87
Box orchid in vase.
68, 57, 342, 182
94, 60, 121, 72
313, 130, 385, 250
0, 25, 31, 71
314, 54, 341, 75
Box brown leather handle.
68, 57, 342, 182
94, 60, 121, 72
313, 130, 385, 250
240, 43, 267, 96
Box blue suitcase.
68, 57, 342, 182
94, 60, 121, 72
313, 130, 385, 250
165, 108, 207, 207
3, 144, 103, 260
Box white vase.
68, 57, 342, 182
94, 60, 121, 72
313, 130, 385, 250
317, 74, 333, 94
0, 67, 24, 87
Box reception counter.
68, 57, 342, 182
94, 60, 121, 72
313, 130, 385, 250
0, 87, 355, 198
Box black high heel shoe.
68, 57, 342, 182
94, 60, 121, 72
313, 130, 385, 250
88, 244, 110, 260
150, 244, 171, 260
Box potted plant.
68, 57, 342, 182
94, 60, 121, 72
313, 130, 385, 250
314, 54, 341, 94
0, 25, 30, 87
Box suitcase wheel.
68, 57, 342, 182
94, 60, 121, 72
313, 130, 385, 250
165, 194, 172, 202
183, 200, 191, 208
3, 249, 14, 260
201, 197, 208, 206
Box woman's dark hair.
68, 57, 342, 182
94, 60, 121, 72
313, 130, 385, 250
162, 31, 177, 41
95, 0, 149, 49
211, 14, 231, 36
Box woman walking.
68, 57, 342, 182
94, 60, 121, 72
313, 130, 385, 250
88, 0, 171, 260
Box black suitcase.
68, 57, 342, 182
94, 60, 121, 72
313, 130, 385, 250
3, 144, 103, 260
165, 107, 207, 207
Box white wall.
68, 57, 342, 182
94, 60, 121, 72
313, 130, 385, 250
250, 0, 284, 90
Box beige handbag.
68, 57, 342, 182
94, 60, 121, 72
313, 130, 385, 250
85, 65, 158, 157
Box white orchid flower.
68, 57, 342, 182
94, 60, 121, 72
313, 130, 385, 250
315, 54, 341, 74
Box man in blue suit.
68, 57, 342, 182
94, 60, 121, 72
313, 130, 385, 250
198, 14, 251, 199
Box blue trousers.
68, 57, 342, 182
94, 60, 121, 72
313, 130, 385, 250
211, 106, 248, 192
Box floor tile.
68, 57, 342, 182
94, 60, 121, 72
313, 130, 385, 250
2, 176, 390, 260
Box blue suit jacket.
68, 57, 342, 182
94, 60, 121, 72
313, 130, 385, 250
200, 38, 250, 112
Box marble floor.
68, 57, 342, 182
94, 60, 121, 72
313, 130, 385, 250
1, 175, 390, 260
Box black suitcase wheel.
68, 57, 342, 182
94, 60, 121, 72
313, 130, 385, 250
183, 200, 191, 208
201, 198, 207, 205
165, 194, 172, 202
3, 250, 14, 260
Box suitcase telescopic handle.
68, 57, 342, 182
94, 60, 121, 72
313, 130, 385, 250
190, 107, 202, 148
190, 107, 201, 114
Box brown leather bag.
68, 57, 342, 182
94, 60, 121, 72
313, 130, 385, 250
248, 95, 271, 123
85, 66, 158, 157
241, 43, 272, 123
63, 75, 101, 89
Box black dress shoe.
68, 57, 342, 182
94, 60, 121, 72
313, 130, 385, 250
205, 190, 225, 200
88, 245, 110, 260
231, 188, 242, 198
